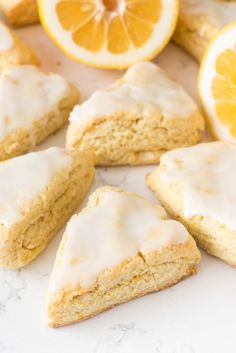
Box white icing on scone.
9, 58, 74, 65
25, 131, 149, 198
69, 62, 198, 137
0, 65, 70, 140
0, 147, 71, 226
159, 141, 236, 230
180, 0, 236, 27
50, 188, 189, 292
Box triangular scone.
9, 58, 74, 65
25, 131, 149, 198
0, 21, 40, 68
147, 141, 236, 266
48, 187, 200, 327
0, 147, 95, 269
66, 62, 204, 166
0, 0, 39, 27
174, 0, 236, 61
0, 65, 79, 161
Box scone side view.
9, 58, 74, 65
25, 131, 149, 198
0, 21, 40, 68
66, 62, 204, 166
173, 0, 236, 61
0, 66, 79, 161
173, 12, 218, 61
0, 0, 39, 27
67, 110, 204, 166
48, 187, 200, 327
147, 142, 236, 266
0, 148, 95, 269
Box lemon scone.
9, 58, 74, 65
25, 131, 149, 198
48, 186, 200, 327
0, 147, 95, 269
173, 0, 236, 61
0, 65, 79, 161
0, 21, 39, 68
66, 62, 204, 166
147, 141, 236, 266
0, 0, 39, 27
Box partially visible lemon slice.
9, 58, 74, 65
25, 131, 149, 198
38, 0, 178, 69
199, 21, 236, 143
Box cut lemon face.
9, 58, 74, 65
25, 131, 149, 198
38, 0, 178, 69
199, 21, 236, 143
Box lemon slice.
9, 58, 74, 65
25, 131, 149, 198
199, 21, 236, 143
38, 0, 178, 69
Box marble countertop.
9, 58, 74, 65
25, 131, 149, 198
0, 25, 235, 353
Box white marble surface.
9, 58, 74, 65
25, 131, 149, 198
0, 25, 235, 353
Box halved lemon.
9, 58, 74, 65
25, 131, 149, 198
38, 0, 178, 69
199, 21, 236, 143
